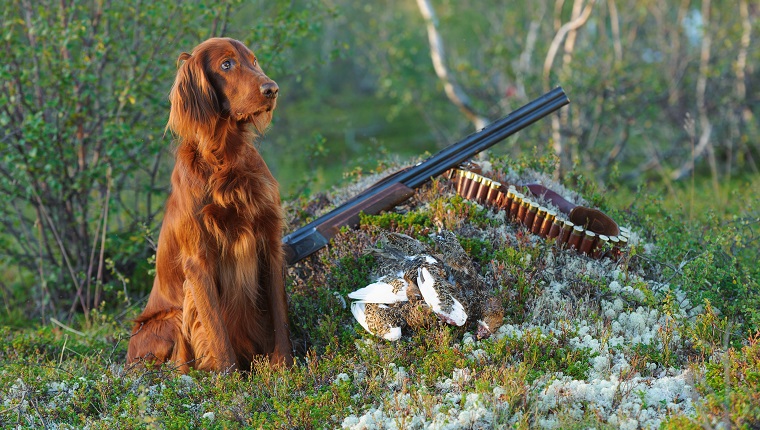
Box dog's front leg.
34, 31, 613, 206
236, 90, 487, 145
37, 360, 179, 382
267, 238, 293, 366
183, 255, 238, 371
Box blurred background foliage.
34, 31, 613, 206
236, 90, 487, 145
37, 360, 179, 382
0, 0, 758, 325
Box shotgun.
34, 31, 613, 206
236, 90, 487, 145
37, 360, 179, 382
282, 87, 570, 265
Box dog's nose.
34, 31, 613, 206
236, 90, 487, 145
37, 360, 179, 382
260, 81, 279, 99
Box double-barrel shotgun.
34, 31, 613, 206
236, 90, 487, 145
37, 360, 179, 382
282, 87, 570, 265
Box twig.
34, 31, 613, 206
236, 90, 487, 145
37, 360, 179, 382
84, 188, 106, 315
670, 0, 714, 184
50, 317, 86, 337
29, 395, 49, 430
542, 0, 595, 84
94, 165, 113, 307
31, 188, 87, 321
59, 334, 68, 366
543, 0, 595, 176
607, 0, 622, 63
415, 0, 488, 130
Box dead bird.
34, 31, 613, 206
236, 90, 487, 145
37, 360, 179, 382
430, 230, 484, 291
417, 266, 468, 326
476, 296, 505, 339
378, 232, 429, 255
351, 302, 403, 341
348, 276, 409, 304
347, 230, 505, 340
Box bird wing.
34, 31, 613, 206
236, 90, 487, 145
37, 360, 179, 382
417, 266, 442, 310
350, 301, 372, 335
417, 266, 467, 326
348, 280, 408, 303
445, 296, 468, 326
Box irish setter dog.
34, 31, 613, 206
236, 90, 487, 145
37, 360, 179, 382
127, 38, 293, 372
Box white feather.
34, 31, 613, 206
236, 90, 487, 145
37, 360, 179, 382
447, 298, 467, 326
348, 280, 407, 303
417, 266, 440, 308
383, 326, 402, 341
417, 266, 467, 326
350, 302, 372, 335
405, 254, 439, 265
423, 255, 439, 265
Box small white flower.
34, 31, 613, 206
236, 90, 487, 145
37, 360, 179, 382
202, 412, 215, 421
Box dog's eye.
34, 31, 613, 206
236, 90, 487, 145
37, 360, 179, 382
253, 58, 257, 67
221, 60, 232, 71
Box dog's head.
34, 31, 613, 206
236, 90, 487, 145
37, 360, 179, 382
167, 37, 278, 137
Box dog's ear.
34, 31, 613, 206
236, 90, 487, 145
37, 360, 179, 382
167, 51, 221, 137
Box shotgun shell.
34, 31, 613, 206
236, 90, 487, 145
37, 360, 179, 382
579, 231, 597, 255
540, 210, 556, 237
455, 170, 466, 194
510, 192, 524, 220
524, 202, 539, 230
496, 185, 509, 210
615, 235, 629, 259
594, 234, 610, 259
486, 181, 501, 207
516, 198, 530, 224
558, 220, 574, 245
609, 235, 620, 248
465, 174, 481, 200
548, 215, 562, 239
476, 177, 491, 204
458, 171, 471, 196
567, 225, 584, 250
531, 206, 546, 235
618, 227, 631, 244
504, 186, 516, 215
502, 188, 515, 213
608, 235, 620, 259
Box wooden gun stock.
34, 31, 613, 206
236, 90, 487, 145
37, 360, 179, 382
283, 182, 414, 265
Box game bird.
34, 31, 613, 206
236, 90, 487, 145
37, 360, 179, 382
417, 266, 468, 326
347, 230, 505, 341
350, 302, 403, 341
347, 276, 409, 304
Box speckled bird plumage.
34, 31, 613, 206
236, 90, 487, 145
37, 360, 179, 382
350, 302, 403, 341
417, 266, 468, 326
346, 230, 506, 341
348, 276, 409, 304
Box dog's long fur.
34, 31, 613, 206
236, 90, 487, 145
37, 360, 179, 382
126, 38, 292, 372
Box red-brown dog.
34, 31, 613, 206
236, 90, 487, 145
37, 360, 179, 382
127, 38, 292, 372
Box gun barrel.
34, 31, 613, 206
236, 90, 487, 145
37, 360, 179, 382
402, 87, 568, 188
282, 87, 569, 264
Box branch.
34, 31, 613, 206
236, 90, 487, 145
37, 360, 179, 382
32, 189, 88, 320
735, 0, 750, 101
415, 0, 488, 130
670, 0, 714, 182
607, 0, 622, 63
542, 0, 595, 85
544, 0, 595, 177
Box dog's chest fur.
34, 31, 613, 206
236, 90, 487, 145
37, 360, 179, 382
177, 140, 282, 261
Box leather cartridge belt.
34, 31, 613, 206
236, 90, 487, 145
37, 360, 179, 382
447, 169, 631, 260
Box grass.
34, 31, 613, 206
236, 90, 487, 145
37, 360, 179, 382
1, 156, 759, 429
